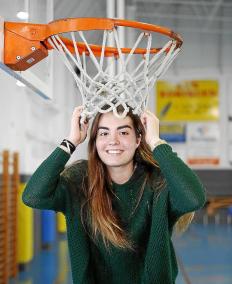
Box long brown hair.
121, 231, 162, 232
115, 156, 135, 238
84, 108, 160, 249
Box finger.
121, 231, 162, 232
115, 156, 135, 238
145, 109, 153, 116
140, 111, 146, 120
74, 105, 84, 111
140, 113, 147, 127
72, 107, 85, 126
72, 106, 84, 117
81, 121, 89, 133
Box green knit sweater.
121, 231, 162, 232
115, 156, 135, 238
22, 144, 206, 284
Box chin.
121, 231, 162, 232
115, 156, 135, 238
105, 162, 125, 168
101, 158, 133, 168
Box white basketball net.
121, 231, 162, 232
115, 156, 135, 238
48, 27, 180, 123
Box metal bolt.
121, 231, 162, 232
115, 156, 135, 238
16, 56, 21, 60
31, 46, 36, 51
144, 32, 150, 37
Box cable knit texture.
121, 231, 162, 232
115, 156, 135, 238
22, 144, 206, 284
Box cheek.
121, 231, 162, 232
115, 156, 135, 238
95, 138, 105, 152
124, 135, 140, 148
95, 139, 100, 152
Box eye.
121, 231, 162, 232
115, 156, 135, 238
98, 131, 109, 136
119, 131, 129, 135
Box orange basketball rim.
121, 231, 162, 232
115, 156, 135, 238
3, 17, 183, 71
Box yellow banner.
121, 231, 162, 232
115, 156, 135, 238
156, 80, 219, 121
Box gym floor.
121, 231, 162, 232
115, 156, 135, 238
175, 224, 232, 284
9, 223, 232, 284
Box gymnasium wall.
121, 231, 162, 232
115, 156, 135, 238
0, 0, 231, 192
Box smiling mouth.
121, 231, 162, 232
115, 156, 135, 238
106, 150, 123, 154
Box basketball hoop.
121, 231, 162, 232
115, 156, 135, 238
3, 18, 183, 122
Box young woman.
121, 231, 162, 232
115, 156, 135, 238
22, 106, 206, 284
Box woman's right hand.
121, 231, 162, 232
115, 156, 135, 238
67, 106, 89, 146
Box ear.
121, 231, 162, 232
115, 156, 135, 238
135, 134, 142, 148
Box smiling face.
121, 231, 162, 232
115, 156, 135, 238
95, 112, 141, 170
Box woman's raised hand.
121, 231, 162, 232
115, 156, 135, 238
67, 106, 89, 146
140, 110, 160, 149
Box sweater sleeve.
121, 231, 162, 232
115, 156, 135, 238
22, 147, 71, 213
153, 143, 206, 219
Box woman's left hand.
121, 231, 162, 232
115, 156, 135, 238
140, 110, 160, 149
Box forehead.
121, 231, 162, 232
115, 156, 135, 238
98, 112, 134, 127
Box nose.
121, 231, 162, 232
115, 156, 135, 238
108, 133, 120, 145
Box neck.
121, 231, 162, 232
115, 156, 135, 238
108, 162, 135, 185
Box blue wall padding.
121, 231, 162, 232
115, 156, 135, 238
41, 210, 56, 245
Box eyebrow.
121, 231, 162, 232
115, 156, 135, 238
97, 125, 132, 130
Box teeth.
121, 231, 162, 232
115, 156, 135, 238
107, 150, 122, 154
